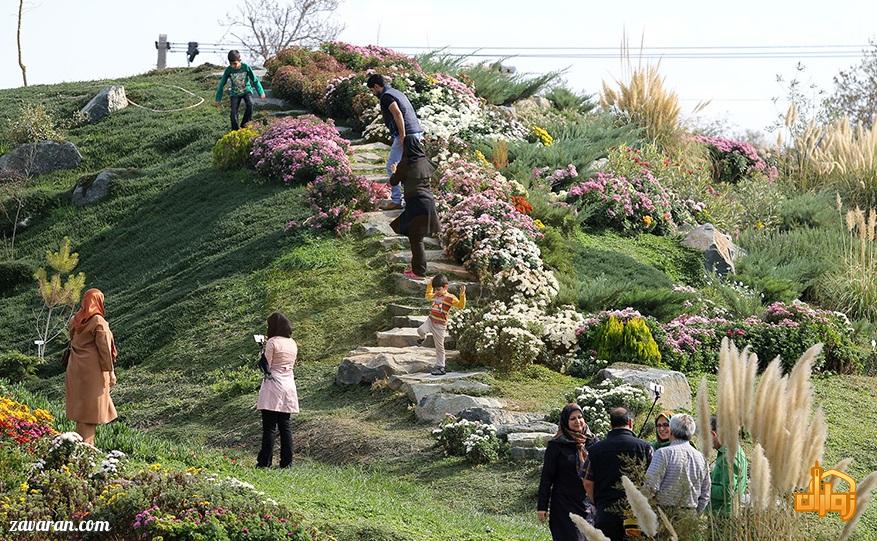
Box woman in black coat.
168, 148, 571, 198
538, 403, 600, 541
388, 136, 440, 279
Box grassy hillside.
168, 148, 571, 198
1, 69, 876, 540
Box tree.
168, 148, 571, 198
17, 0, 27, 87
823, 41, 877, 128
223, 0, 343, 63
0, 144, 37, 260
33, 237, 86, 360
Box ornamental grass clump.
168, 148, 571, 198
251, 115, 352, 185
601, 63, 683, 149
816, 206, 877, 322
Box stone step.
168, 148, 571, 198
268, 108, 311, 117
352, 141, 392, 151
415, 393, 506, 423
351, 151, 385, 163
387, 303, 422, 317
375, 327, 457, 349
394, 273, 480, 297
380, 236, 441, 250
392, 314, 428, 328
390, 259, 476, 282
336, 346, 460, 385
390, 250, 446, 264
378, 199, 401, 210
457, 407, 547, 426
362, 173, 388, 183
357, 210, 402, 237
352, 162, 385, 173
388, 371, 487, 392
252, 96, 288, 109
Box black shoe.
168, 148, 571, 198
416, 338, 426, 347
430, 366, 446, 376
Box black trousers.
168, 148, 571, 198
407, 215, 429, 277
257, 410, 292, 467
230, 93, 254, 130
594, 509, 624, 541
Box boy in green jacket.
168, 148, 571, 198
708, 416, 749, 514
214, 50, 265, 131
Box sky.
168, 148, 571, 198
2, 0, 875, 135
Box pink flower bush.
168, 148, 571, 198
293, 173, 387, 236
434, 73, 476, 99
321, 41, 417, 70
566, 169, 677, 234
433, 158, 520, 209
251, 115, 351, 185
663, 314, 731, 355
695, 135, 779, 182
532, 164, 580, 189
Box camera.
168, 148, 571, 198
253, 334, 266, 345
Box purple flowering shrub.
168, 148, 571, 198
321, 41, 419, 71
251, 115, 351, 185
432, 158, 520, 209
295, 173, 387, 236
696, 135, 779, 183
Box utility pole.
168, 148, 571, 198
156, 34, 168, 69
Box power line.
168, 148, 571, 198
388, 43, 872, 51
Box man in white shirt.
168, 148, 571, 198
644, 414, 711, 513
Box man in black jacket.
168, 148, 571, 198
584, 407, 653, 541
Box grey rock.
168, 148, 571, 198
81, 86, 128, 123
387, 303, 422, 317
375, 327, 456, 349
392, 314, 428, 328
390, 250, 445, 265
406, 380, 492, 404
596, 362, 692, 411
589, 158, 609, 171
681, 223, 738, 276
458, 407, 546, 426
336, 346, 459, 385
394, 273, 480, 297
388, 370, 487, 391
352, 141, 392, 151
0, 141, 82, 177
415, 393, 505, 423
72, 170, 116, 206
496, 421, 558, 438
379, 236, 441, 250
510, 447, 546, 461
357, 210, 402, 237
352, 151, 384, 162
507, 432, 554, 448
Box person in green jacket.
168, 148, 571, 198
214, 50, 265, 131
708, 416, 748, 514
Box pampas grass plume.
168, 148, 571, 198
839, 471, 877, 541
622, 475, 658, 537
569, 512, 611, 541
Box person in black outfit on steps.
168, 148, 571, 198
538, 403, 600, 540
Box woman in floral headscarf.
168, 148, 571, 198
537, 403, 600, 540
65, 288, 118, 444
652, 411, 673, 450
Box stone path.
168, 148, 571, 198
334, 142, 555, 460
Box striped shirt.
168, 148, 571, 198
645, 440, 711, 512
425, 283, 466, 325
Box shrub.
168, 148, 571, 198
0, 259, 36, 294
3, 103, 62, 145
0, 394, 55, 445
297, 172, 386, 235
251, 115, 351, 185
777, 192, 838, 231
270, 51, 351, 112
695, 135, 779, 183
545, 86, 595, 114
211, 127, 258, 170
450, 301, 545, 372
440, 194, 541, 264
432, 417, 501, 464
458, 62, 560, 106
321, 41, 417, 71
577, 309, 665, 368
0, 350, 39, 383
563, 380, 651, 436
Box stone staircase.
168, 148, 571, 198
334, 141, 555, 460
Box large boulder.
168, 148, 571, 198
81, 86, 128, 124
457, 407, 546, 426
681, 223, 738, 275
414, 393, 505, 423
0, 141, 82, 177
72, 171, 115, 206
596, 362, 692, 411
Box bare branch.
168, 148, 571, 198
17, 0, 27, 86
222, 0, 343, 63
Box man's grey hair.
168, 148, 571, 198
669, 414, 696, 441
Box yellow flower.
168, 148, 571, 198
29, 489, 41, 495
532, 126, 554, 147
186, 467, 201, 476
643, 215, 654, 227
61, 465, 71, 474
33, 409, 53, 423
474, 149, 491, 167
756, 221, 765, 230
533, 219, 546, 231
19, 482, 28, 492
149, 463, 162, 471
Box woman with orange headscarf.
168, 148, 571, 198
65, 288, 118, 444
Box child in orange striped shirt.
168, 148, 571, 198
417, 274, 466, 375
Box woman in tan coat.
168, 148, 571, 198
65, 288, 118, 444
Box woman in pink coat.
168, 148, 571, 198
256, 311, 299, 468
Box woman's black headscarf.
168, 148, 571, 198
555, 403, 597, 476
389, 136, 436, 184
267, 311, 292, 338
